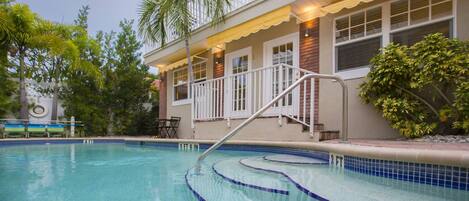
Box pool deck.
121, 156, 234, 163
1, 137, 468, 167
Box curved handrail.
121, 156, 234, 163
194, 71, 348, 173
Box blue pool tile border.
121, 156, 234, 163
212, 161, 289, 195
135, 141, 329, 161
344, 156, 469, 191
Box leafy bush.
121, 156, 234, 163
360, 34, 469, 138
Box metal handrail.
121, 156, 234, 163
194, 72, 348, 173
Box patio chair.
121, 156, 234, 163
3, 123, 28, 138
48, 124, 66, 138
28, 124, 48, 138
157, 119, 168, 138
166, 116, 181, 138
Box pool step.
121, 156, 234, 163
185, 165, 290, 201
263, 154, 328, 165
240, 157, 453, 201
212, 158, 289, 195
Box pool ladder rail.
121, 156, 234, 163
195, 72, 349, 173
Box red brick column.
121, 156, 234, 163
158, 72, 167, 119
213, 51, 225, 78
212, 51, 225, 117
299, 18, 319, 124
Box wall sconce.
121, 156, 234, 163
304, 28, 312, 37
214, 56, 223, 65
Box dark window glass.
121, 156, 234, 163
336, 37, 381, 71
174, 84, 188, 101
391, 20, 452, 46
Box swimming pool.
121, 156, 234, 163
0, 142, 467, 201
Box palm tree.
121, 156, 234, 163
138, 0, 230, 94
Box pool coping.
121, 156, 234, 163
1, 137, 469, 168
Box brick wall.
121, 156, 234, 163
213, 51, 225, 78
159, 72, 167, 119
299, 18, 320, 123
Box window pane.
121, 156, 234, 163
336, 17, 349, 30
410, 8, 429, 25
336, 30, 349, 43
366, 7, 382, 22
174, 84, 188, 101
432, 1, 452, 19
391, 0, 408, 16
336, 37, 381, 71
391, 13, 409, 30
366, 21, 382, 35
391, 20, 451, 46
410, 0, 429, 10
173, 69, 188, 85
351, 12, 365, 26
351, 25, 365, 39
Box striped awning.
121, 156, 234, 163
207, 5, 292, 48
322, 0, 375, 14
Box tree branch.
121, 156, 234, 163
395, 85, 439, 118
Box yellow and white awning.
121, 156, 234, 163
322, 0, 375, 14
207, 5, 292, 48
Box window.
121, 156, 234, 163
173, 68, 188, 101
173, 62, 207, 103
336, 37, 381, 71
333, 0, 455, 79
335, 7, 383, 43
391, 19, 452, 46
391, 0, 453, 30
334, 6, 383, 73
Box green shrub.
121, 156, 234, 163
360, 33, 469, 138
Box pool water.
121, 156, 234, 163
0, 143, 467, 201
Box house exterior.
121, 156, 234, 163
144, 0, 468, 141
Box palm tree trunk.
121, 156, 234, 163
51, 81, 59, 121
184, 38, 193, 97
18, 50, 28, 120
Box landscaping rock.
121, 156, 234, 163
408, 135, 469, 143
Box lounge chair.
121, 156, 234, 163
28, 124, 48, 137
48, 124, 66, 138
3, 123, 28, 138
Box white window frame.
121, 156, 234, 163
172, 61, 207, 106
332, 0, 457, 80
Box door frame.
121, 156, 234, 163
224, 46, 253, 118
262, 32, 300, 117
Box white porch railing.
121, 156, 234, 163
192, 64, 316, 127
144, 0, 255, 53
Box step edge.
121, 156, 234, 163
239, 158, 329, 201
212, 162, 289, 195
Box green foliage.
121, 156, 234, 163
360, 34, 469, 138
62, 9, 156, 136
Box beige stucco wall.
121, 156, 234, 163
165, 51, 214, 138
225, 19, 299, 69
457, 0, 469, 40
318, 0, 468, 139
194, 117, 310, 141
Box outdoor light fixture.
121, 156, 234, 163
304, 28, 311, 37
215, 56, 223, 65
